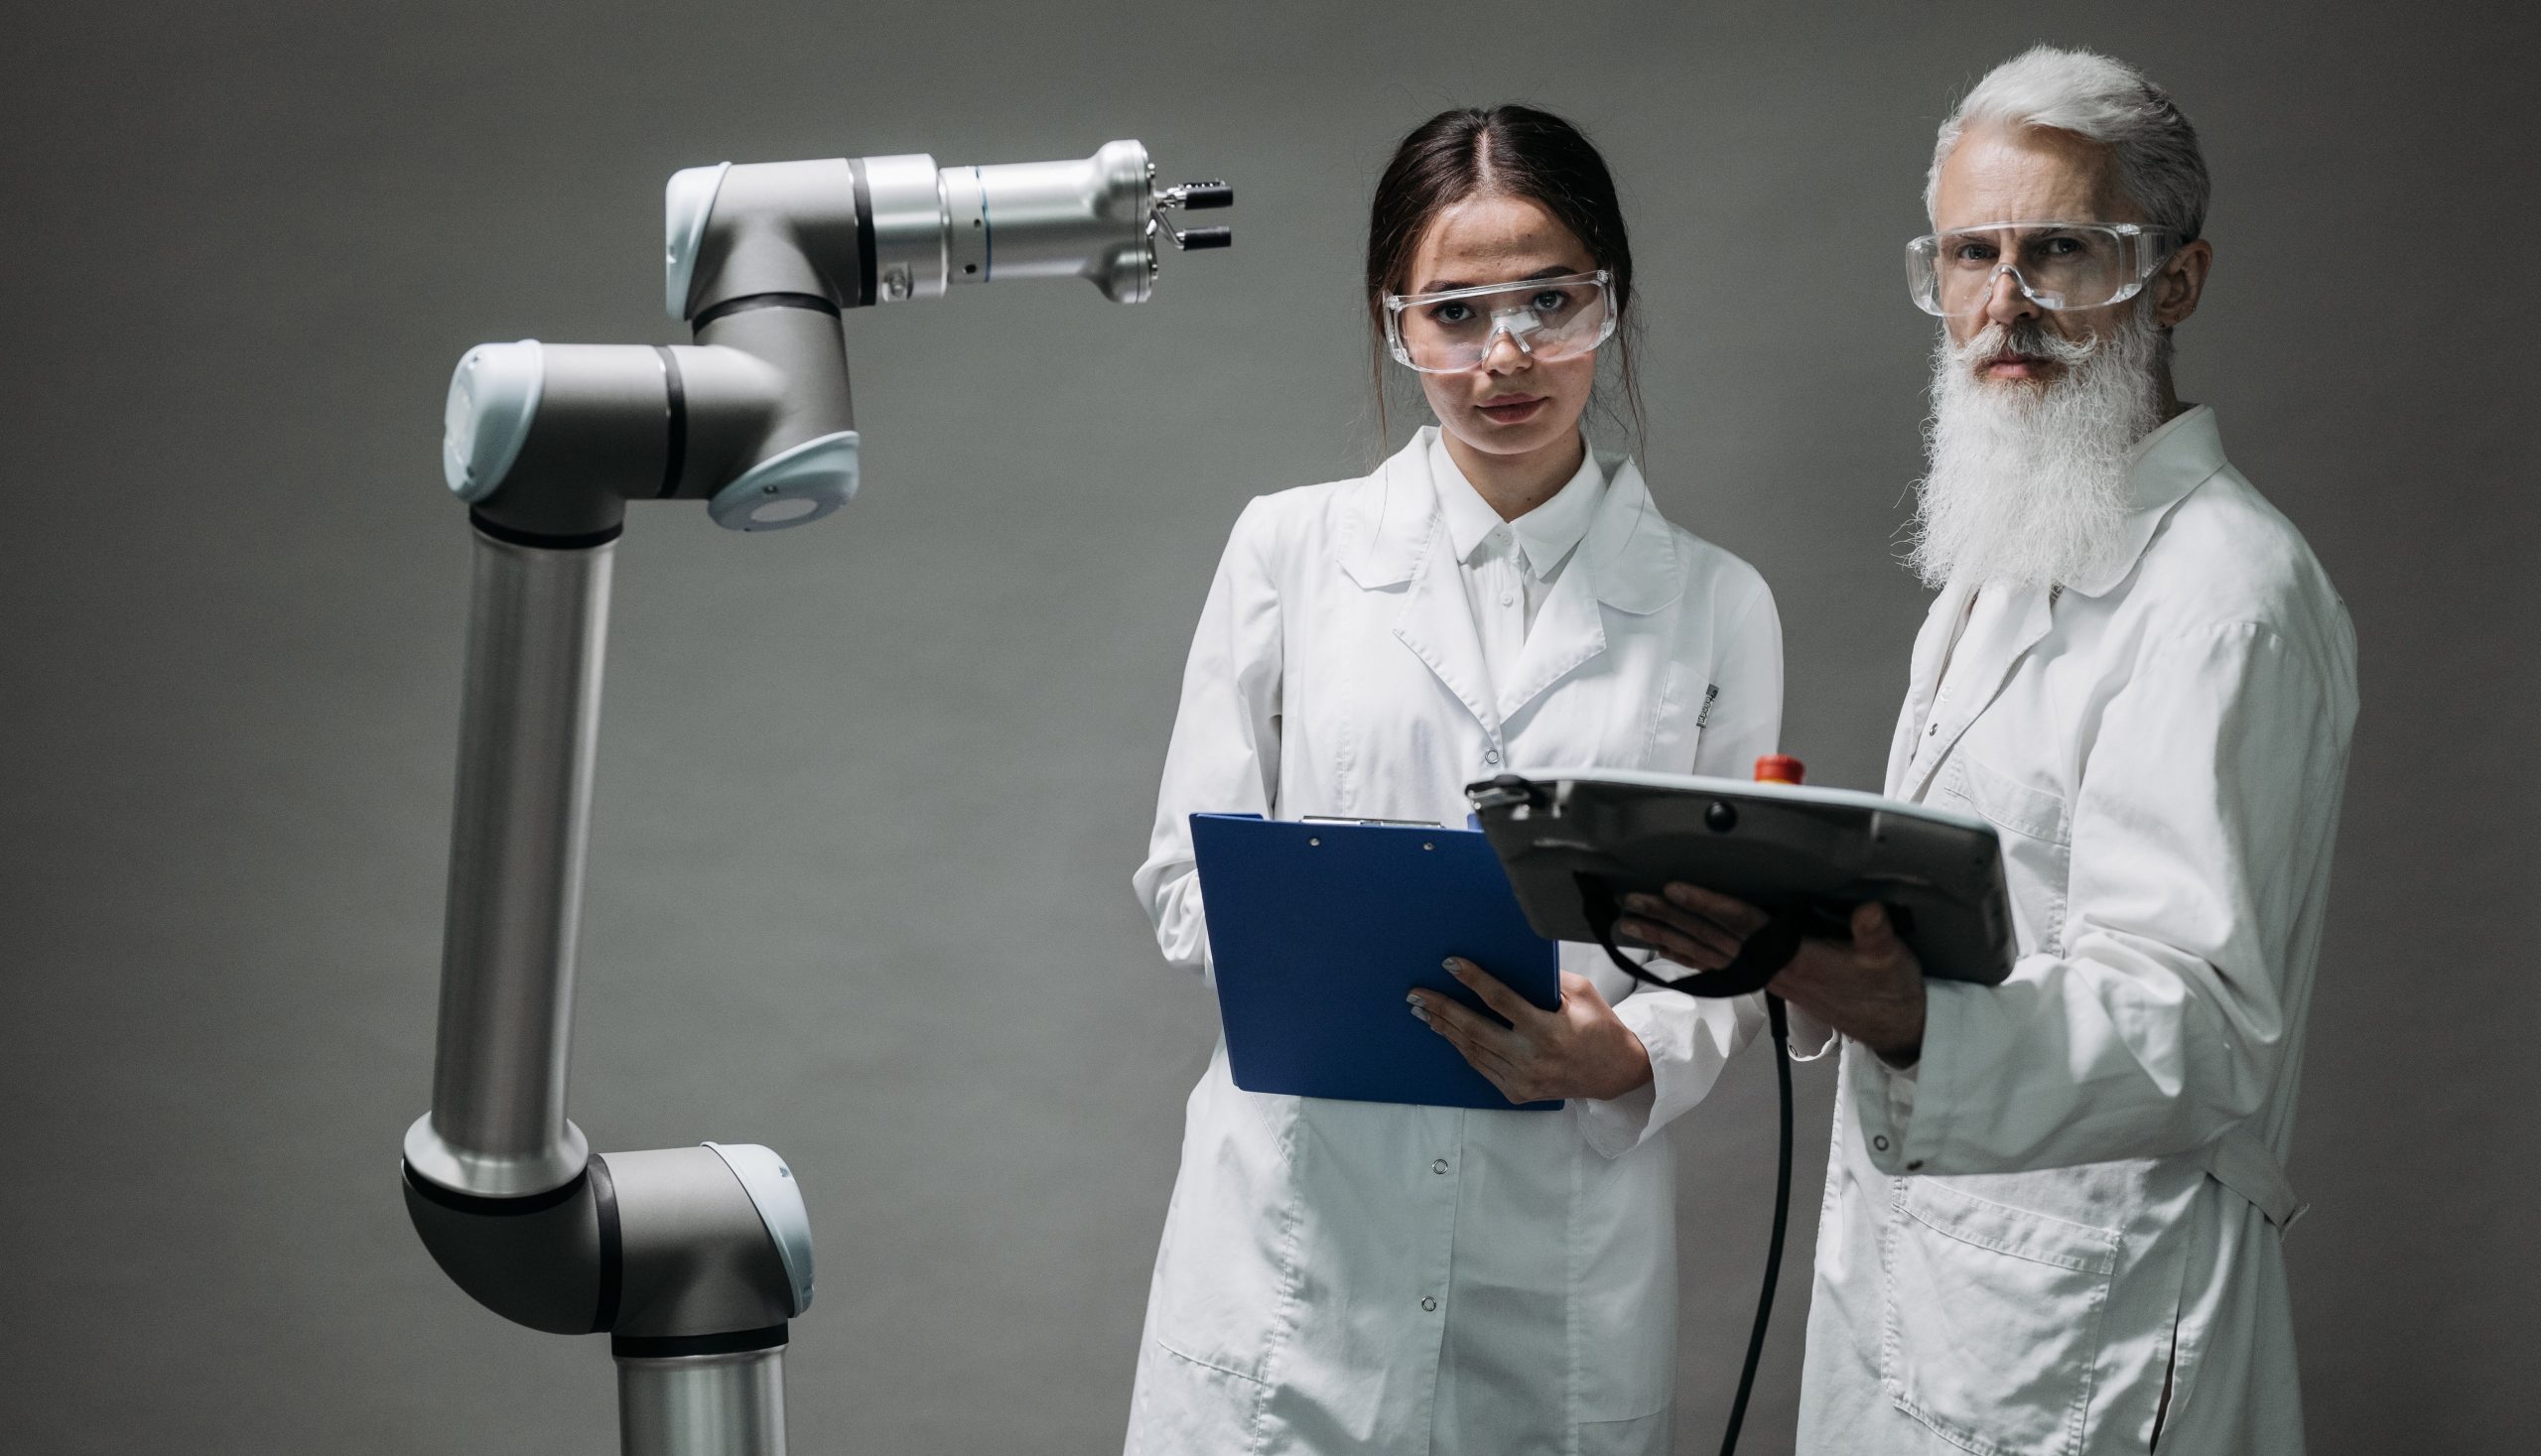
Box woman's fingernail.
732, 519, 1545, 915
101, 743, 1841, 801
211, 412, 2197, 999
1441, 957, 1461, 971
1406, 992, 1423, 1007
1409, 1003, 1430, 1023
1625, 893, 1657, 912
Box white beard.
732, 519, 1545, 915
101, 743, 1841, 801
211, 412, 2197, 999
1906, 310, 2165, 590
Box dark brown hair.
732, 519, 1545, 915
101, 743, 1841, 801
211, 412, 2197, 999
1365, 105, 1645, 452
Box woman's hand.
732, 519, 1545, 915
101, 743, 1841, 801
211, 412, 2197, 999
1410, 959, 1654, 1105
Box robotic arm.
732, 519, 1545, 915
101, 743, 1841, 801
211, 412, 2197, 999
403, 141, 1231, 1456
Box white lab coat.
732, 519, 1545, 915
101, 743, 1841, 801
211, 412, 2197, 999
1796, 407, 2357, 1455
1126, 428, 1783, 1456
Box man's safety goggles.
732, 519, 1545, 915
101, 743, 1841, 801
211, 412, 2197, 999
1906, 221, 2178, 317
1383, 270, 1616, 374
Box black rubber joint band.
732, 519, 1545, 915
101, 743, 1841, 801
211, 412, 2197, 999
651, 345, 687, 499
690, 291, 843, 330
468, 512, 622, 551
850, 157, 877, 308
401, 1161, 589, 1217
612, 1325, 789, 1360
589, 1153, 622, 1334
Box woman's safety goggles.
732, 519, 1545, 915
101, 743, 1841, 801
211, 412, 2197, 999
1383, 270, 1616, 374
1906, 221, 2178, 317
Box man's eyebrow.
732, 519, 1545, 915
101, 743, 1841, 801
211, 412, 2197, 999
1414, 263, 1582, 293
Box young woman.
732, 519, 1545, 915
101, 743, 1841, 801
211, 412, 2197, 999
1125, 106, 1784, 1456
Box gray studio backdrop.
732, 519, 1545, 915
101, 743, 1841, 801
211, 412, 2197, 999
4, 2, 2533, 1452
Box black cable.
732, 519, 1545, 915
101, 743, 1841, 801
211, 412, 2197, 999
1717, 994, 1794, 1456
1575, 871, 1793, 998
1564, 873, 1808, 1453
1576, 873, 1798, 1456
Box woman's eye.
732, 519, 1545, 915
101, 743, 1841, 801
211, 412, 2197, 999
1431, 302, 1474, 325
1532, 291, 1571, 313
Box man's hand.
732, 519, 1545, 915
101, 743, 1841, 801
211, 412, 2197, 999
1620, 885, 1929, 1066
1410, 960, 1654, 1105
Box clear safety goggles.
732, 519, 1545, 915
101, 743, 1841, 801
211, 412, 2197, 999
1383, 270, 1617, 374
1905, 221, 2178, 317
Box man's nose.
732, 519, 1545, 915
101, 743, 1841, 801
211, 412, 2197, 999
1981, 265, 2042, 328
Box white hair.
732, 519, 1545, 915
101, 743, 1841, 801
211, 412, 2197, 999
1926, 46, 2209, 241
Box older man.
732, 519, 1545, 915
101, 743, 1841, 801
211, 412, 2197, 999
1622, 47, 2355, 1453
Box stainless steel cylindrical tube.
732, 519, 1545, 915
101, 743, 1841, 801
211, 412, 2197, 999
861, 152, 952, 304
617, 1348, 787, 1456
672, 141, 1175, 318
867, 144, 1155, 304
405, 531, 611, 1197
966, 139, 1154, 302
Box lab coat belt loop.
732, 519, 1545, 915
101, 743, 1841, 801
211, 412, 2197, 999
2201, 1124, 2307, 1233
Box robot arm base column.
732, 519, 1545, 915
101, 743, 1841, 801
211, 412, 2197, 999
618, 1345, 788, 1456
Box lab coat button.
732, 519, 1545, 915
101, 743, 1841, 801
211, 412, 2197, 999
1872, 1134, 1890, 1152
1483, 749, 1501, 766
1431, 1158, 1449, 1175
1420, 1296, 1438, 1312
1927, 722, 1939, 735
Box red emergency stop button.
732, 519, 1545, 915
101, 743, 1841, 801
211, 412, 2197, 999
1754, 754, 1805, 785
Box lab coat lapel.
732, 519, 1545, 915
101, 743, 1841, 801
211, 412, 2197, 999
1395, 521, 1502, 739
1895, 580, 2053, 803
1891, 410, 2229, 799
1885, 580, 1977, 795
1334, 435, 1431, 593
1339, 432, 1501, 739
1495, 457, 1678, 724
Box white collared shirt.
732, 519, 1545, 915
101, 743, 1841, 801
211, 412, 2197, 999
1427, 431, 1607, 691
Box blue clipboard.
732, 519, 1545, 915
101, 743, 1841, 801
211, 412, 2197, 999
1190, 813, 1562, 1111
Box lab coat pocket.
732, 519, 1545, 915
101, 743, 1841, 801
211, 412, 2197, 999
1938, 754, 2072, 953
1574, 1405, 1672, 1456
1880, 1179, 2121, 1456
1128, 1338, 1270, 1456
1147, 1062, 1304, 1385
1940, 753, 2068, 845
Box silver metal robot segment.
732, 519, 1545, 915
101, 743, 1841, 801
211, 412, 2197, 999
410, 141, 1230, 1456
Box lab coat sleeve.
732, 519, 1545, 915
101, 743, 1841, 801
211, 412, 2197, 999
1784, 1003, 1839, 1063
1855, 621, 2350, 1176
1578, 570, 1782, 1156
1130, 497, 1285, 982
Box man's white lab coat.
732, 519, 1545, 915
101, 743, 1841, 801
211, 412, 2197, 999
1125, 429, 1781, 1456
1797, 407, 2357, 1455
